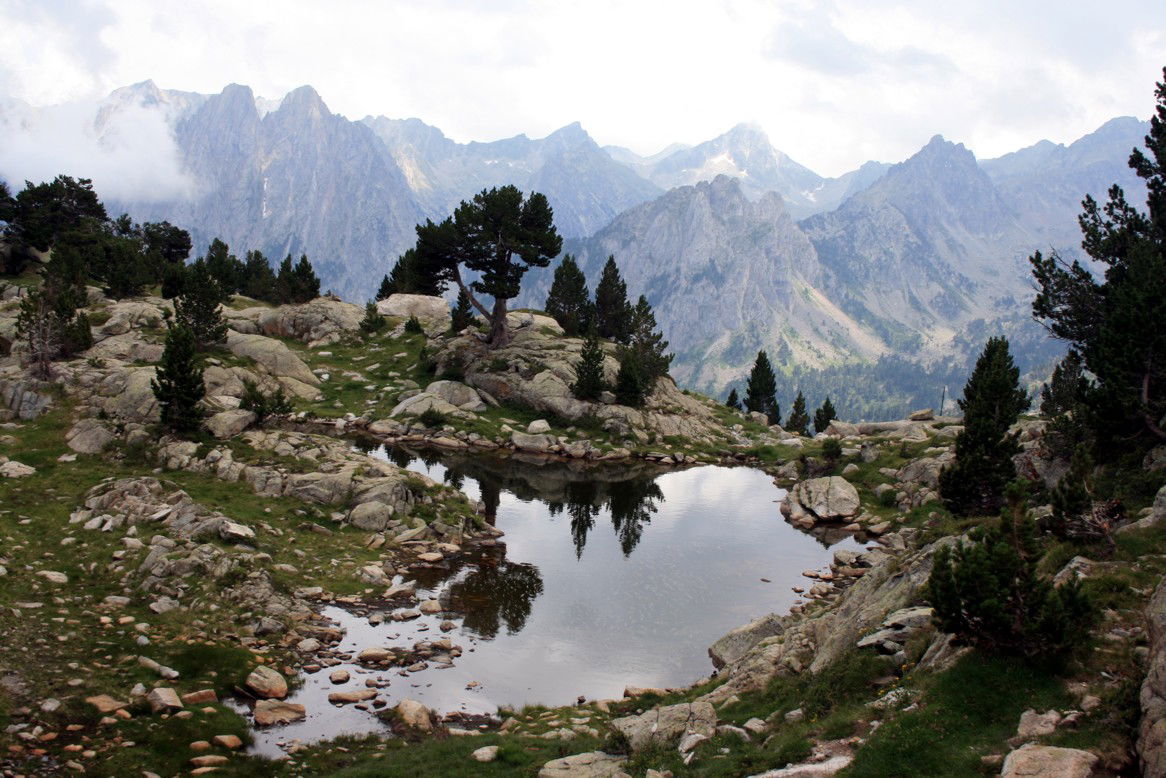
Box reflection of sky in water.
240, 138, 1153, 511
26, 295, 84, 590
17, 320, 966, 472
385, 450, 862, 703
246, 449, 864, 755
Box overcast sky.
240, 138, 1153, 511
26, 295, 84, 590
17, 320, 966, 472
0, 0, 1162, 176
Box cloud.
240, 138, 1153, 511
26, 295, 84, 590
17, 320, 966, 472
0, 94, 198, 203
0, 0, 1161, 177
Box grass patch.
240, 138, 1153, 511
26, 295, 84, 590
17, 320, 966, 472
842, 653, 1071, 777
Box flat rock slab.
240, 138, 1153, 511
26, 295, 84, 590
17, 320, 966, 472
538, 751, 628, 778
1001, 744, 1098, 777
253, 700, 305, 726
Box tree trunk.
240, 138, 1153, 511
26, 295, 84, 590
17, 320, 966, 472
488, 296, 511, 348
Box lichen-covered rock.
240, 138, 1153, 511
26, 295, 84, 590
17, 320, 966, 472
709, 613, 785, 669
425, 380, 486, 411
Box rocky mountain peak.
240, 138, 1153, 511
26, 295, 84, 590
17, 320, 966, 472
276, 85, 329, 121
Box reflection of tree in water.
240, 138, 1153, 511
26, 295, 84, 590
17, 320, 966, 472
385, 446, 416, 470
444, 556, 544, 639
564, 481, 600, 559
607, 477, 664, 556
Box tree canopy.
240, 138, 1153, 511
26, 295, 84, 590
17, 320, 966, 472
939, 336, 1029, 516
413, 185, 561, 347
1030, 67, 1166, 445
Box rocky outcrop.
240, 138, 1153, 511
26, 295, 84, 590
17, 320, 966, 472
0, 373, 54, 420
244, 298, 364, 346
225, 331, 321, 399
435, 327, 730, 447
206, 409, 257, 439
610, 701, 716, 751
66, 418, 116, 453
1140, 577, 1166, 776
780, 477, 861, 528
702, 534, 959, 704
377, 294, 450, 327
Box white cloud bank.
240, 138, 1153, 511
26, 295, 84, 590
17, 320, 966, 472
0, 96, 198, 203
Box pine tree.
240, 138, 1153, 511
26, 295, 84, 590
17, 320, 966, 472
152, 322, 206, 436
376, 274, 394, 301
1030, 68, 1166, 445
939, 337, 1030, 516
744, 351, 780, 425
614, 349, 648, 407
593, 255, 631, 342
15, 289, 59, 379
359, 301, 385, 334
1039, 351, 1091, 459
545, 254, 592, 336
572, 330, 607, 401
726, 388, 741, 411
102, 235, 149, 299
412, 186, 561, 347
786, 391, 810, 435
174, 260, 227, 348
160, 263, 185, 299
240, 249, 277, 301
274, 256, 295, 303
929, 482, 1093, 658
382, 248, 441, 297
204, 238, 244, 296
292, 254, 320, 301
624, 295, 672, 387
814, 397, 837, 434
450, 289, 475, 333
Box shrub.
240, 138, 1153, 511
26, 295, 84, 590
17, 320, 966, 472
928, 482, 1094, 659
358, 301, 385, 334
239, 379, 293, 421
822, 438, 843, 462
417, 408, 447, 428
403, 315, 424, 335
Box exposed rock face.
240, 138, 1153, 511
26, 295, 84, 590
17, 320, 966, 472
376, 294, 450, 326
1001, 744, 1098, 777
1140, 577, 1166, 776
225, 331, 320, 398
781, 477, 861, 528
66, 418, 116, 453
610, 701, 716, 751
435, 327, 728, 447
206, 409, 257, 439
709, 613, 785, 669
533, 175, 873, 392
246, 298, 363, 346
702, 535, 959, 704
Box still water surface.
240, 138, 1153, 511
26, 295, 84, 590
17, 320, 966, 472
246, 447, 861, 753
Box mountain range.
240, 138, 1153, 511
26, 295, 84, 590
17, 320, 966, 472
0, 81, 1151, 410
